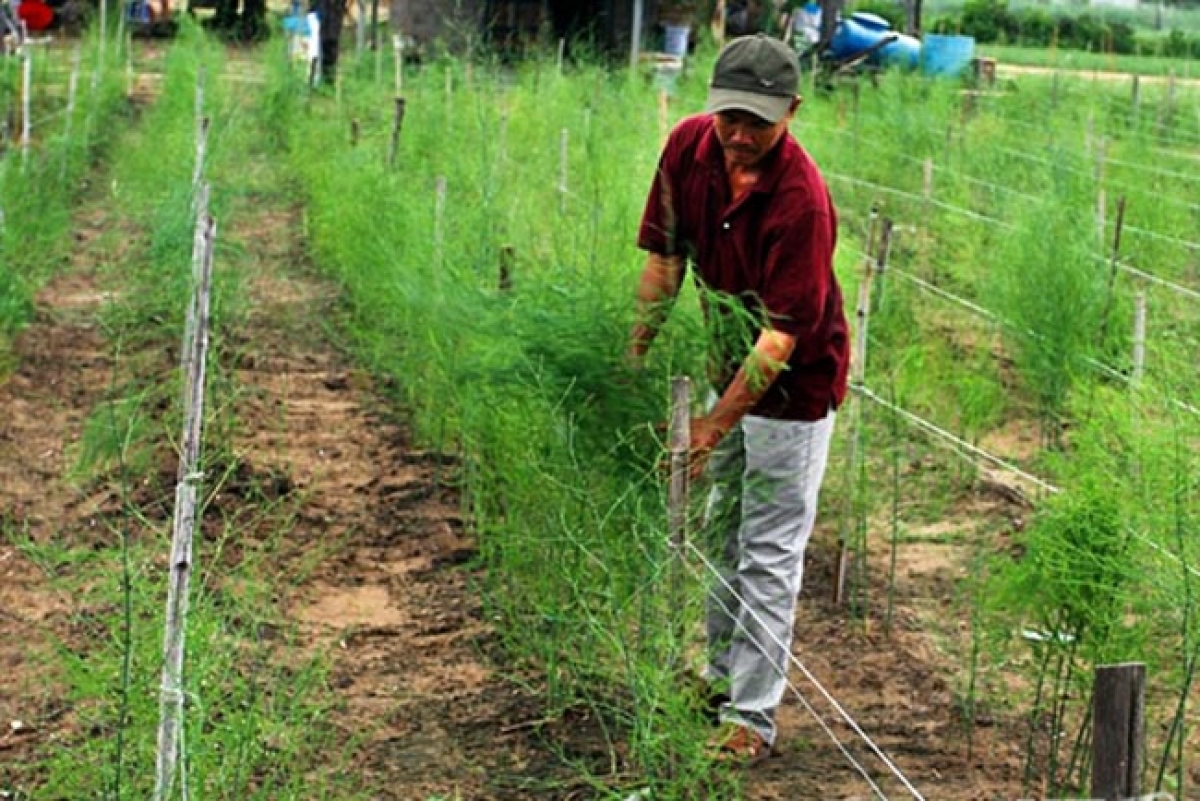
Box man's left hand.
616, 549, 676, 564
686, 416, 725, 481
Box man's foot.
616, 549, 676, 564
683, 672, 730, 727
707, 723, 772, 767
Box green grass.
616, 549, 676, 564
981, 43, 1200, 77
0, 32, 129, 360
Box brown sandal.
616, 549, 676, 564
708, 723, 772, 767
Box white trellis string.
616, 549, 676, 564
679, 540, 923, 800
853, 384, 1062, 496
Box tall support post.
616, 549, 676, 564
387, 96, 406, 168
434, 176, 447, 274
834, 209, 882, 606
711, 0, 726, 46
1096, 188, 1107, 248
1092, 663, 1146, 801
629, 0, 644, 72
558, 127, 569, 215
499, 245, 515, 292
392, 34, 403, 96
20, 43, 31, 167
667, 376, 691, 554
1131, 292, 1146, 387
667, 375, 692, 647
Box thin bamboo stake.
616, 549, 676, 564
387, 96, 406, 168
154, 197, 216, 801
556, 37, 565, 75
499, 244, 514, 292
392, 34, 402, 96
711, 0, 726, 47
834, 208, 881, 606
194, 63, 205, 129
1097, 195, 1127, 348
667, 376, 691, 552
191, 118, 209, 196
434, 176, 446, 272
922, 157, 933, 200
20, 44, 31, 167
558, 127, 569, 215
1096, 188, 1107, 248
629, 0, 643, 71
355, 0, 366, 57
1131, 292, 1146, 387
657, 87, 669, 144
181, 182, 210, 413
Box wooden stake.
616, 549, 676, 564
1092, 663, 1145, 801
20, 45, 31, 166
1131, 292, 1146, 387
499, 245, 515, 292
657, 87, 669, 144
155, 190, 217, 801
393, 34, 403, 96
556, 37, 565, 75
191, 117, 209, 196
629, 0, 644, 71
434, 176, 447, 271
667, 376, 691, 554
350, 118, 360, 147
59, 44, 82, 183
387, 97, 406, 168
922, 157, 934, 200
558, 127, 569, 215
711, 0, 727, 47
1096, 188, 1107, 248
1097, 195, 1127, 349
834, 209, 881, 606
1130, 74, 1140, 117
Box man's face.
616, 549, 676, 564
712, 101, 798, 169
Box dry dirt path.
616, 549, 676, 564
0, 46, 568, 799
212, 52, 575, 799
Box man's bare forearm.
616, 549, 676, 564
630, 252, 685, 359
697, 329, 797, 446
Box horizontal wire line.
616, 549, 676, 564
677, 540, 915, 800
852, 384, 1062, 495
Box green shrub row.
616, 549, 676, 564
928, 0, 1200, 57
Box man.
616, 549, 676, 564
629, 33, 848, 764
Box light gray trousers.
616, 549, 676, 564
702, 409, 836, 745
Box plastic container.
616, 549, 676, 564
921, 34, 976, 77
827, 12, 891, 62
662, 24, 690, 57
878, 32, 921, 69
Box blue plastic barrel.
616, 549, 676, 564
827, 12, 891, 62
921, 34, 975, 77
878, 32, 920, 69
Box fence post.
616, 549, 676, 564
392, 34, 403, 96
668, 376, 691, 553
835, 212, 884, 606
387, 96, 406, 168
20, 42, 31, 167
1131, 291, 1146, 387
558, 127, 569, 215
499, 244, 515, 292
1092, 662, 1145, 801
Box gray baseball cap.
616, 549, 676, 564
706, 34, 801, 124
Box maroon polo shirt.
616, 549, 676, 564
637, 113, 849, 421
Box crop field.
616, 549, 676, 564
1, 18, 1199, 801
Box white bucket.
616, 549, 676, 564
663, 24, 690, 57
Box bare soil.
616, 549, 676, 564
0, 46, 1043, 801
